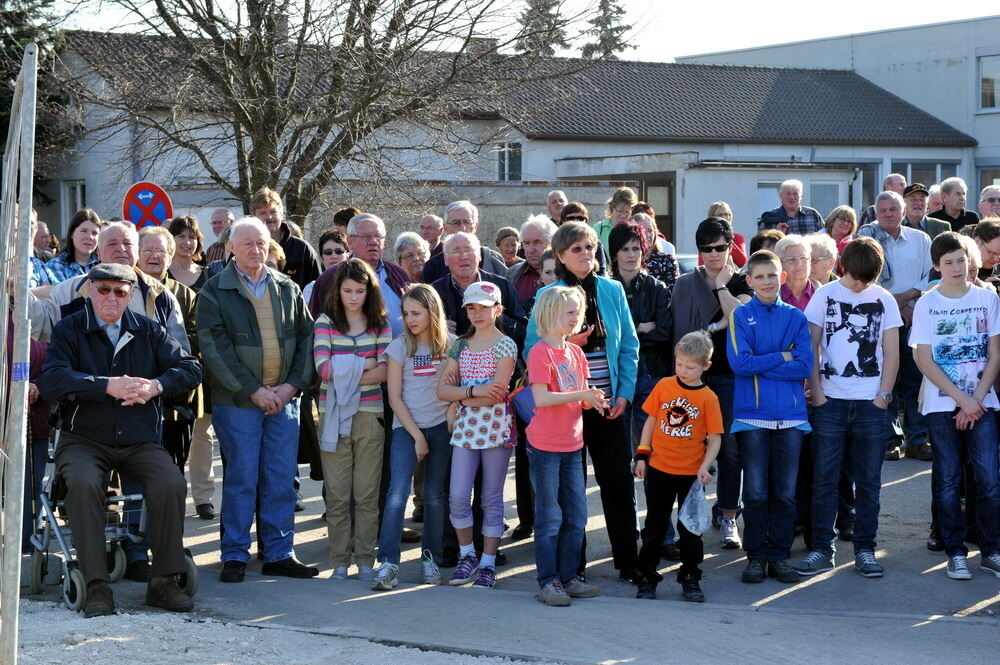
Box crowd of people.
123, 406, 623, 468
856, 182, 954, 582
15, 173, 1000, 618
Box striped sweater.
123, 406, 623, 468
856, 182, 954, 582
313, 315, 391, 413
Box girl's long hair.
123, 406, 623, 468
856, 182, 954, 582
322, 258, 388, 333
401, 283, 450, 359
458, 303, 503, 340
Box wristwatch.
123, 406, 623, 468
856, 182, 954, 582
877, 391, 893, 404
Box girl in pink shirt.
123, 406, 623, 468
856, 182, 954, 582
526, 285, 608, 606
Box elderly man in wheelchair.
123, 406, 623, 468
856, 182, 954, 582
36, 263, 201, 617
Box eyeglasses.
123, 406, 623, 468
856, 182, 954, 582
350, 234, 385, 243
94, 284, 131, 299
984, 197, 1000, 204
810, 256, 833, 263
568, 244, 596, 254
400, 251, 427, 262
321, 248, 347, 256
447, 247, 477, 257
140, 247, 168, 255
698, 243, 730, 253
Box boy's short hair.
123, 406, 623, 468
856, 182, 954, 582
675, 330, 713, 366
931, 231, 966, 265
745, 249, 781, 276
532, 285, 586, 337
749, 229, 784, 254
540, 248, 554, 264
839, 236, 883, 284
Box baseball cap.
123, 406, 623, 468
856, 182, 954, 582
88, 263, 137, 284
903, 183, 929, 198
462, 281, 500, 307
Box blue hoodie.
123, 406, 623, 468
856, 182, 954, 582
726, 295, 812, 424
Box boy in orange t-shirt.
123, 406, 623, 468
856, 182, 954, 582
634, 331, 723, 602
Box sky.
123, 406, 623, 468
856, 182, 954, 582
62, 1, 999, 63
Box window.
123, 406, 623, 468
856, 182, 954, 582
496, 142, 521, 181
889, 162, 958, 187
61, 180, 87, 226
757, 182, 782, 215
981, 168, 1000, 191
981, 55, 1000, 110
809, 183, 841, 218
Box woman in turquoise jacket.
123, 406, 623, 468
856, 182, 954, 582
524, 221, 641, 582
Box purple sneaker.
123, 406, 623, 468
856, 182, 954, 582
448, 554, 480, 586
472, 566, 496, 589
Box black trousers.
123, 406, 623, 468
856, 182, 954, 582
578, 408, 638, 576
514, 413, 534, 528
56, 433, 187, 584
638, 467, 703, 582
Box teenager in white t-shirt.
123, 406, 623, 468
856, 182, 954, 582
911, 232, 1000, 581
796, 237, 902, 578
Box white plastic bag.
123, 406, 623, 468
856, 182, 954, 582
678, 479, 711, 535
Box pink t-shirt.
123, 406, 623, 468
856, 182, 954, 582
525, 340, 589, 452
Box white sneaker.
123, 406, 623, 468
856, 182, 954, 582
329, 566, 348, 580
371, 563, 398, 590
421, 550, 441, 585
947, 554, 972, 580
357, 565, 375, 582
720, 517, 742, 549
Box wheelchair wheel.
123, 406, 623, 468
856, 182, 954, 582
29, 550, 49, 595
63, 565, 87, 612
177, 549, 199, 598
107, 543, 127, 582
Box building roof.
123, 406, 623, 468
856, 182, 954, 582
511, 59, 976, 147
62, 30, 977, 148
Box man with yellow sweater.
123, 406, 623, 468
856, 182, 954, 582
197, 218, 316, 583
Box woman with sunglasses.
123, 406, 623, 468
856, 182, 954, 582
525, 221, 642, 583
304, 229, 351, 303
559, 202, 609, 274
669, 217, 753, 551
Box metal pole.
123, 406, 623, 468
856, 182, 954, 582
0, 42, 38, 665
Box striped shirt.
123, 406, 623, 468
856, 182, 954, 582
585, 346, 612, 394
314, 314, 391, 413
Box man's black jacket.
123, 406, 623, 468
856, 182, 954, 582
37, 302, 201, 446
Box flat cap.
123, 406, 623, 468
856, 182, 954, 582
88, 262, 137, 284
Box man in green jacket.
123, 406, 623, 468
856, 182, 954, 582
197, 217, 316, 583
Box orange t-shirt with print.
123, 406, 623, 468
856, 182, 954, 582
639, 376, 723, 475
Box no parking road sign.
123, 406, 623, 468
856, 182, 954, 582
122, 181, 173, 229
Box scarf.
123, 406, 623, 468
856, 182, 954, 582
564, 270, 607, 349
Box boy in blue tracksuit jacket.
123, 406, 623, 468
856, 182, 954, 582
726, 250, 812, 585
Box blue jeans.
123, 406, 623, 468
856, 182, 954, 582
377, 423, 452, 564
213, 399, 300, 563
810, 399, 887, 556
528, 445, 587, 587
738, 427, 803, 561
926, 410, 1000, 557
706, 374, 741, 512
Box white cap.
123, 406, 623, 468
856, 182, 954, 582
462, 281, 501, 307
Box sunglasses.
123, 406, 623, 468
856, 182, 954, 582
94, 284, 131, 299
699, 243, 730, 253
321, 248, 347, 256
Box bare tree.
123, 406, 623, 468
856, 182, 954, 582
57, 0, 605, 224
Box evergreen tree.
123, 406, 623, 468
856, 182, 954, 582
516, 0, 569, 56
580, 0, 633, 60
1, 1, 74, 195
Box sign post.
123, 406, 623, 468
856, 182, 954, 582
121, 181, 173, 228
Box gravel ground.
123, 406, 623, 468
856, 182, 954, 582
16, 598, 549, 665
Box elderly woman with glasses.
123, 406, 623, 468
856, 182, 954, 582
775, 234, 814, 311
395, 232, 430, 283
525, 221, 641, 583
823, 205, 857, 263
806, 234, 839, 285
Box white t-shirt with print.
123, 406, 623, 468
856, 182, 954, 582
804, 280, 903, 400
910, 285, 1000, 414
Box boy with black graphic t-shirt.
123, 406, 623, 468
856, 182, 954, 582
911, 232, 1000, 580
798, 237, 902, 578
